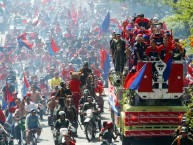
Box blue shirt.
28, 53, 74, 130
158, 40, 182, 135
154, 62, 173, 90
25, 114, 40, 129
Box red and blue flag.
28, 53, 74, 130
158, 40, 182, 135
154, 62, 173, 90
100, 49, 110, 80
18, 33, 33, 50
2, 82, 13, 110
124, 63, 147, 90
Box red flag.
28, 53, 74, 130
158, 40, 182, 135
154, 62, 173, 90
51, 39, 59, 53
137, 62, 153, 92
5, 83, 13, 102
168, 63, 183, 93
187, 65, 193, 77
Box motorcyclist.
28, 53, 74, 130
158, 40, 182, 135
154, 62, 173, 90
173, 116, 189, 138
55, 111, 71, 130
82, 96, 101, 131
64, 98, 78, 137
56, 82, 72, 108
25, 109, 42, 145
54, 111, 71, 144
171, 127, 193, 145
99, 122, 118, 145
79, 61, 92, 87
79, 89, 94, 124
49, 72, 63, 90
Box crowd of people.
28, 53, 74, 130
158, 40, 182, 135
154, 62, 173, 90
0, 0, 192, 145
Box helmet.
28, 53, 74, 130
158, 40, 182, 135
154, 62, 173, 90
106, 122, 113, 129
87, 96, 92, 100
181, 119, 186, 124
181, 126, 188, 133
83, 89, 90, 95
60, 81, 66, 87
58, 111, 66, 117
54, 72, 59, 75
31, 109, 37, 113
40, 77, 44, 82
83, 61, 88, 67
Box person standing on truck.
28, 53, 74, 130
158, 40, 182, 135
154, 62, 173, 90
114, 33, 126, 73
171, 127, 193, 145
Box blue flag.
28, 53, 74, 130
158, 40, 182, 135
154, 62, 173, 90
99, 12, 110, 37
163, 58, 172, 82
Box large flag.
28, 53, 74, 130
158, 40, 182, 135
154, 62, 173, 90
100, 49, 110, 80
168, 63, 183, 92
98, 12, 110, 38
18, 33, 33, 50
124, 63, 147, 90
2, 82, 13, 110
22, 74, 30, 97
49, 38, 59, 56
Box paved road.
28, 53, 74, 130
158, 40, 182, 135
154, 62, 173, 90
13, 91, 122, 145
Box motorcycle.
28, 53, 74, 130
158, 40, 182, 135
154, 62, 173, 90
53, 126, 76, 145
84, 109, 98, 142
0, 132, 14, 145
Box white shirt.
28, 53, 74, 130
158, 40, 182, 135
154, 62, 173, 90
25, 102, 37, 113
35, 70, 45, 80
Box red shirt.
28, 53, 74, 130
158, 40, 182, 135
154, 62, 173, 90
145, 46, 159, 56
